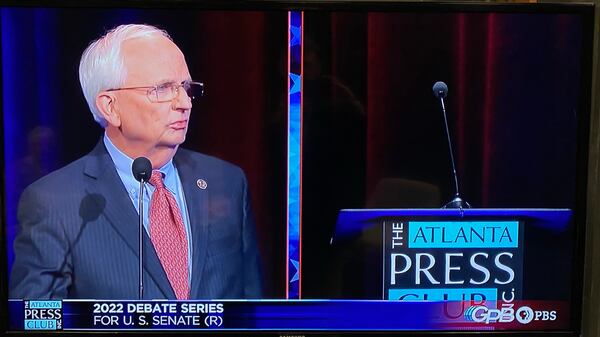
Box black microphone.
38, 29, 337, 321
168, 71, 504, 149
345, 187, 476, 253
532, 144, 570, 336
132, 156, 152, 299
433, 81, 448, 99
432, 81, 470, 209
132, 157, 152, 182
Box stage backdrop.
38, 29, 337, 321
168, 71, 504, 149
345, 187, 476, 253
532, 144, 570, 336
300, 11, 586, 299
1, 7, 288, 298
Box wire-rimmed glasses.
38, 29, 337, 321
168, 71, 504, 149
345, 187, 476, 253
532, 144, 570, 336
106, 80, 204, 103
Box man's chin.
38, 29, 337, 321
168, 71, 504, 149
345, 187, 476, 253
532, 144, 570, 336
162, 135, 187, 149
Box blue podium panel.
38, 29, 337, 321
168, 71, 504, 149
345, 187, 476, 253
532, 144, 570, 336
334, 209, 572, 302
335, 209, 572, 242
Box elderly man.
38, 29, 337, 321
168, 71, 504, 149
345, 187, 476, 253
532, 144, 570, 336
10, 24, 262, 299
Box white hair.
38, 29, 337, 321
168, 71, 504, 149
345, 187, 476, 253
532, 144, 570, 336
78, 24, 171, 127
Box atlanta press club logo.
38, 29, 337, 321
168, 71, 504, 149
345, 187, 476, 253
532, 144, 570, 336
23, 300, 63, 330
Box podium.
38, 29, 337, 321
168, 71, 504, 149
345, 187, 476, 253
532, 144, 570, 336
333, 209, 572, 301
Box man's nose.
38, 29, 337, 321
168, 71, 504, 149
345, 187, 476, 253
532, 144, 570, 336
172, 86, 193, 111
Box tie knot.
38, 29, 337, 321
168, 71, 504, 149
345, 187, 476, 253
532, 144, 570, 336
148, 170, 165, 188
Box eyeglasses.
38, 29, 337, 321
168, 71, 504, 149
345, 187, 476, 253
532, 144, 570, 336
106, 80, 204, 103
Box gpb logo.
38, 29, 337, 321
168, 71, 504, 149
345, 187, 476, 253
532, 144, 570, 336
464, 305, 514, 324
464, 306, 486, 322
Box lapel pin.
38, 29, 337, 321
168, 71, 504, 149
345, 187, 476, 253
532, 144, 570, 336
196, 179, 207, 190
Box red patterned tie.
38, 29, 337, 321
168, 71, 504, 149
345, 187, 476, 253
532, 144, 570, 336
148, 170, 189, 299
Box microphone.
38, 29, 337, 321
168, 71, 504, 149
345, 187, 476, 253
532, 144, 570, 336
432, 81, 448, 99
132, 156, 152, 299
432, 81, 471, 209
132, 157, 152, 182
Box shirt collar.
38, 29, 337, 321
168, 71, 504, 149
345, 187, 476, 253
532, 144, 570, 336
103, 133, 178, 196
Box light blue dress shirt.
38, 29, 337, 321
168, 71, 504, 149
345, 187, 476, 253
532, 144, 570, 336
103, 134, 193, 285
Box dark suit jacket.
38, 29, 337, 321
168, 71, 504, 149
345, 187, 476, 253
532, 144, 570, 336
9, 140, 262, 299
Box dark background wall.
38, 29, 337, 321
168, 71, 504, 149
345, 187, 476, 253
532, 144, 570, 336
1, 7, 288, 298
300, 9, 587, 302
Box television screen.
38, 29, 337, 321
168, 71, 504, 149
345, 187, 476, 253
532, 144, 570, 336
1, 1, 594, 336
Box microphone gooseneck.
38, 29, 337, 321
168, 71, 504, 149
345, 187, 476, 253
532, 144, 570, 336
132, 156, 152, 299
432, 81, 471, 210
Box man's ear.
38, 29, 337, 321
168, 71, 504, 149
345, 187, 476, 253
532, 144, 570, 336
96, 92, 121, 127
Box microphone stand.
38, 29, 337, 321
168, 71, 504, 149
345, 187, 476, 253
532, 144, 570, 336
132, 156, 152, 300
138, 179, 146, 300
438, 96, 471, 210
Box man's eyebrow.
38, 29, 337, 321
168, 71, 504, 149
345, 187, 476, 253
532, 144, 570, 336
156, 78, 193, 85
155, 79, 177, 86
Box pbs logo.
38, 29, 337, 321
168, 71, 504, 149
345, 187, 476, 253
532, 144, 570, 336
515, 306, 534, 324
516, 306, 557, 324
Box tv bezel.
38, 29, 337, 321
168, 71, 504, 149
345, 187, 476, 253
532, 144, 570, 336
0, 1, 595, 336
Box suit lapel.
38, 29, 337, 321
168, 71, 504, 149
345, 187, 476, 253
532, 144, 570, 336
82, 141, 175, 299
174, 150, 209, 299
